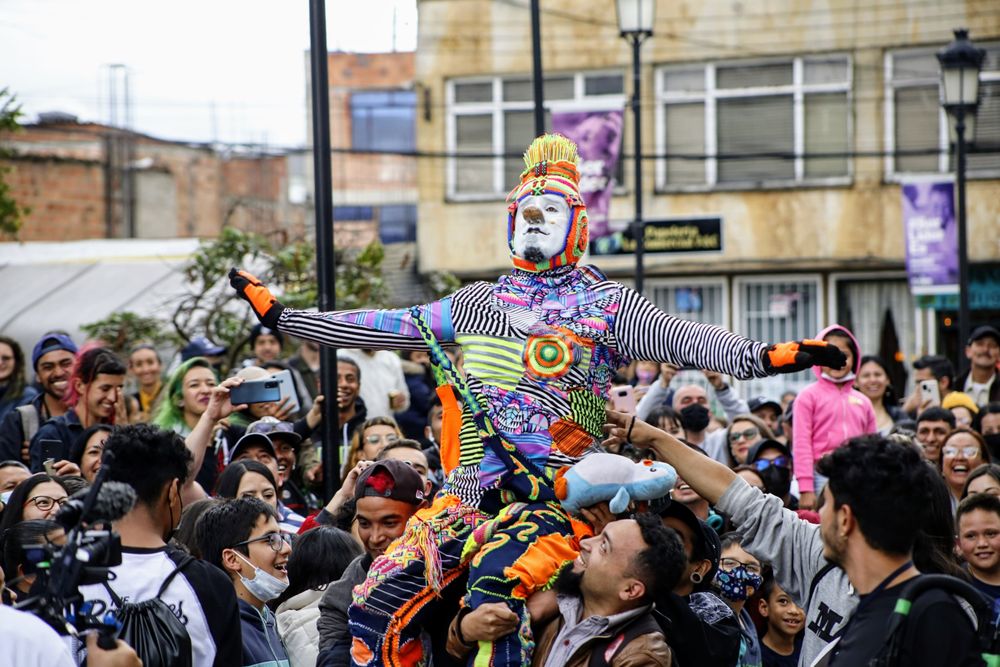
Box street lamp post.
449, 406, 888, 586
937, 28, 984, 366
616, 0, 654, 296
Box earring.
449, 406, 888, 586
690, 572, 703, 584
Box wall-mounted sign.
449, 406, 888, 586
590, 216, 723, 256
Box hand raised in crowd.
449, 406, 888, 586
579, 501, 615, 535
702, 369, 726, 391
271, 396, 296, 422
659, 362, 679, 388
324, 460, 374, 516
305, 395, 325, 430
203, 376, 247, 423
50, 459, 82, 477
604, 408, 671, 451
85, 633, 143, 667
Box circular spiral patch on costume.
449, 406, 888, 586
525, 334, 574, 379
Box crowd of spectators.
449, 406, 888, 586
0, 321, 998, 666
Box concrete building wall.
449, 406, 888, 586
414, 0, 1000, 277
135, 170, 178, 238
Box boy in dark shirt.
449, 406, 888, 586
956, 492, 1000, 605
757, 574, 803, 667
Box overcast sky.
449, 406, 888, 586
1, 0, 417, 147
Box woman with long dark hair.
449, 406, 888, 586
0, 336, 36, 423
856, 355, 905, 435
274, 525, 362, 667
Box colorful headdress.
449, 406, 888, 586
506, 134, 589, 272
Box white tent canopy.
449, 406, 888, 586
0, 239, 201, 358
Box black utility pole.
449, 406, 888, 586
630, 36, 645, 296
530, 0, 545, 136
309, 0, 340, 502
955, 106, 970, 362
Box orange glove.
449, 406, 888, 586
763, 339, 847, 374
228, 268, 284, 328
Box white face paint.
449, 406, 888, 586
511, 193, 572, 263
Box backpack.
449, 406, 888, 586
102, 555, 194, 667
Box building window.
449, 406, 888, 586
447, 71, 626, 199
648, 279, 727, 329
351, 91, 416, 152
734, 275, 823, 399
379, 204, 417, 244
656, 55, 851, 190
885, 43, 1000, 178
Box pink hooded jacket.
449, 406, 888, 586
792, 324, 877, 493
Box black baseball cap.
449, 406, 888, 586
748, 438, 791, 463
246, 417, 302, 449
354, 459, 425, 505
230, 432, 278, 463
181, 336, 226, 361
655, 499, 721, 585
747, 396, 782, 415
968, 325, 1000, 346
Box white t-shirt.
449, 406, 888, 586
78, 546, 241, 667
0, 605, 76, 667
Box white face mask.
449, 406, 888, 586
233, 550, 289, 602
511, 194, 572, 263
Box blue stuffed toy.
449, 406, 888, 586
555, 453, 677, 514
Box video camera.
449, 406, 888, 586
14, 451, 134, 649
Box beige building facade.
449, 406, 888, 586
413, 0, 1000, 397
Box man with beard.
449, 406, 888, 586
0, 333, 77, 464
230, 134, 845, 667
606, 410, 982, 666
449, 514, 683, 667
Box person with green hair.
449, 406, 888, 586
155, 357, 237, 493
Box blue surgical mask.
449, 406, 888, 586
0, 491, 11, 506
234, 551, 289, 602
713, 565, 763, 602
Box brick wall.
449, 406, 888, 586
2, 156, 106, 241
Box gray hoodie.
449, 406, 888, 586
716, 478, 857, 667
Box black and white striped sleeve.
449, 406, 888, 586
272, 284, 482, 352
615, 287, 770, 380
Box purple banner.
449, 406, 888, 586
902, 178, 959, 295
551, 109, 623, 241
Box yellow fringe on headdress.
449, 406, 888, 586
522, 133, 579, 171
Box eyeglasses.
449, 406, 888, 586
23, 495, 69, 512
247, 418, 295, 436
232, 532, 291, 553
729, 427, 760, 443
942, 446, 981, 459
365, 434, 400, 446
751, 455, 791, 472
719, 557, 762, 575
0, 355, 13, 363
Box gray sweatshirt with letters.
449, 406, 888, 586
716, 478, 857, 667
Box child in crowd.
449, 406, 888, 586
713, 532, 764, 667
955, 492, 1000, 607
197, 497, 293, 667
757, 572, 804, 667
791, 325, 876, 509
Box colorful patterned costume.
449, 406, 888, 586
236, 136, 775, 667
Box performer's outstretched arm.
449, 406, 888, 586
229, 267, 462, 352
614, 287, 846, 379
